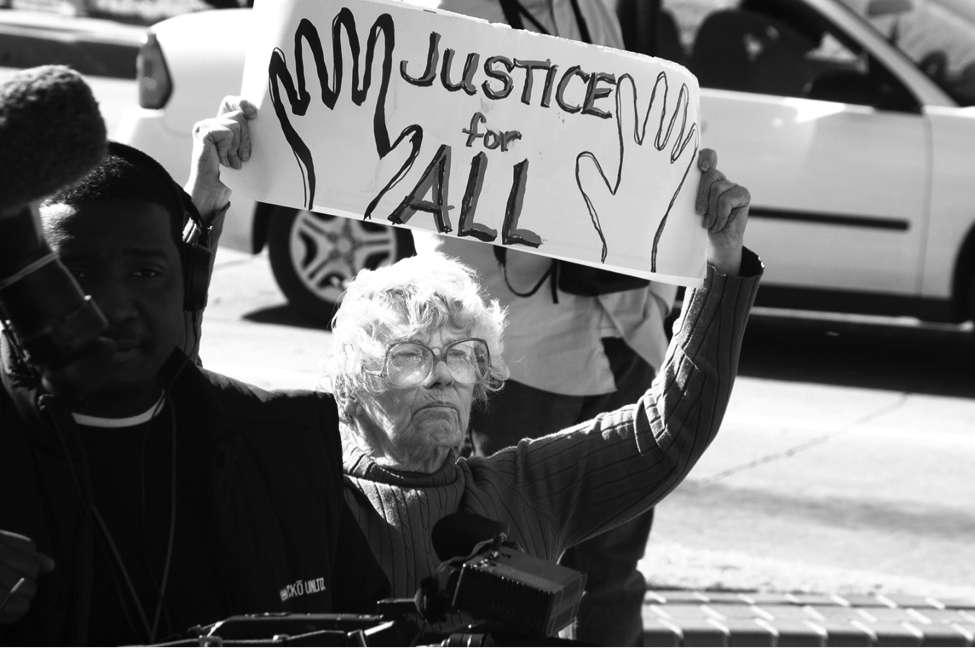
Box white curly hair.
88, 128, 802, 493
322, 251, 508, 421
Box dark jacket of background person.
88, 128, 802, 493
0, 340, 390, 645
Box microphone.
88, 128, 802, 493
0, 65, 111, 395
0, 65, 107, 215
431, 512, 510, 562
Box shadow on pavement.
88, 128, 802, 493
241, 293, 975, 397
243, 305, 333, 332
243, 301, 975, 399
739, 312, 975, 398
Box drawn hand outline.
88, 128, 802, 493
267, 9, 424, 218
574, 71, 699, 271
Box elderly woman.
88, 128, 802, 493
323, 148, 762, 612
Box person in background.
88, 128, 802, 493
408, 0, 676, 644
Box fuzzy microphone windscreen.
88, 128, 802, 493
0, 65, 108, 212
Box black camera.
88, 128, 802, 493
418, 533, 587, 639
161, 514, 587, 647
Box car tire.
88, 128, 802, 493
267, 206, 416, 326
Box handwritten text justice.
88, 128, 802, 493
268, 9, 624, 250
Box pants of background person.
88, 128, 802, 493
561, 510, 653, 646
470, 337, 655, 647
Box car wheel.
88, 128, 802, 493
267, 207, 416, 326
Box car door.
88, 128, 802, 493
661, 0, 929, 300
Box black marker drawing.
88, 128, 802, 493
267, 9, 424, 216
388, 143, 454, 231
264, 5, 698, 270
575, 71, 698, 270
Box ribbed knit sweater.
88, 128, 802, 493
343, 250, 763, 603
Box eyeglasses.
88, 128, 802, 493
371, 338, 491, 389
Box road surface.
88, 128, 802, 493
199, 246, 975, 598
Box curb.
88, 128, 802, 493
643, 589, 975, 646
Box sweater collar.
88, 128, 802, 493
342, 439, 461, 488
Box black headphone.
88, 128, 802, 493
105, 141, 214, 312
179, 198, 213, 312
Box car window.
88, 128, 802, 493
648, 0, 916, 110
838, 0, 975, 106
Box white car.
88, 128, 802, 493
116, 0, 975, 326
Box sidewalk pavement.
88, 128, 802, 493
0, 7, 143, 77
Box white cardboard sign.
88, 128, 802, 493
224, 0, 706, 287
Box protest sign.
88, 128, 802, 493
223, 0, 706, 286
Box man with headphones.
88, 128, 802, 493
0, 72, 389, 645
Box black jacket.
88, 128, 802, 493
0, 340, 389, 645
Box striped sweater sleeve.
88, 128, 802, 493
480, 249, 763, 557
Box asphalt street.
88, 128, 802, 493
198, 246, 975, 598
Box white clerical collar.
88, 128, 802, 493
72, 392, 166, 429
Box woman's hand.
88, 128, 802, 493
184, 96, 257, 223
695, 148, 750, 276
